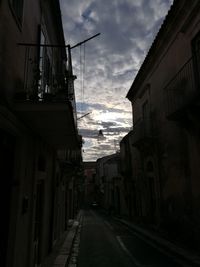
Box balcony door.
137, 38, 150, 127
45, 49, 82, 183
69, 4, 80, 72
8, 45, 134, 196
33, 180, 44, 267
38, 27, 52, 98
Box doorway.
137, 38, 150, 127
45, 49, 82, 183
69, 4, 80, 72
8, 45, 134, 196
33, 180, 44, 266
0, 130, 16, 266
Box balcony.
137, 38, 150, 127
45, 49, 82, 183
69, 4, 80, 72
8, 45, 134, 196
164, 57, 200, 121
57, 142, 83, 171
132, 119, 155, 148
13, 43, 79, 149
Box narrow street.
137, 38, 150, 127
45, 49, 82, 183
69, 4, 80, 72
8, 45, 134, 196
76, 209, 183, 267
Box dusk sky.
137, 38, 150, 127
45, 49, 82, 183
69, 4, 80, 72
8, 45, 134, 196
60, 0, 173, 162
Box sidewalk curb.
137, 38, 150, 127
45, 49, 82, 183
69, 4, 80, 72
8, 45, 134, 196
115, 217, 200, 267
52, 210, 83, 267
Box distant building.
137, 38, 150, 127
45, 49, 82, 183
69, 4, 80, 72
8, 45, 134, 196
0, 1, 82, 266
83, 161, 97, 205
126, 0, 200, 249
96, 153, 128, 216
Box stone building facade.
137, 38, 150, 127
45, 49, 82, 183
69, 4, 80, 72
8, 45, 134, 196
126, 0, 200, 249
83, 161, 97, 206
0, 1, 82, 266
96, 153, 128, 216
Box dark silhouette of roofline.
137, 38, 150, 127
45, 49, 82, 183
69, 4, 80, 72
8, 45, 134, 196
126, 0, 197, 100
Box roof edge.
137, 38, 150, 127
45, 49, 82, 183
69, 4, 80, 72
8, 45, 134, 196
126, 0, 186, 101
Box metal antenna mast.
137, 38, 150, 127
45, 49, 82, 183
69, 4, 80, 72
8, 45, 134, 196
69, 33, 101, 50
67, 33, 101, 120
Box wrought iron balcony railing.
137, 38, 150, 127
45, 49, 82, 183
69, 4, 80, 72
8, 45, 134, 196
13, 44, 79, 148
164, 57, 199, 120
15, 43, 76, 103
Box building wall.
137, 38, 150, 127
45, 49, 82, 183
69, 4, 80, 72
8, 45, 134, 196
120, 132, 142, 220
0, 1, 81, 266
83, 162, 96, 205
126, 0, 200, 248
0, 115, 57, 267
0, 0, 40, 103
96, 154, 128, 216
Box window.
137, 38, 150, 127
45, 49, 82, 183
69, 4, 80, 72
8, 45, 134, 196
38, 27, 53, 96
192, 31, 200, 88
142, 100, 149, 122
10, 0, 24, 25
142, 100, 150, 134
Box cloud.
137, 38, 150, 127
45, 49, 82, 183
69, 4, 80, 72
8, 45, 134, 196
76, 102, 107, 113
60, 0, 172, 161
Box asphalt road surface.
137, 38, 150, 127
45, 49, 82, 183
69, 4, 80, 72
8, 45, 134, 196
77, 209, 184, 267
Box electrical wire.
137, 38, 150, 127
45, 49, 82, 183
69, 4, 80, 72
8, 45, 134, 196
79, 43, 86, 115
83, 43, 85, 107
80, 45, 83, 113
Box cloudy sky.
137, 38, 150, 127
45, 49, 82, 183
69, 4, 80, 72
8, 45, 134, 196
60, 0, 173, 162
